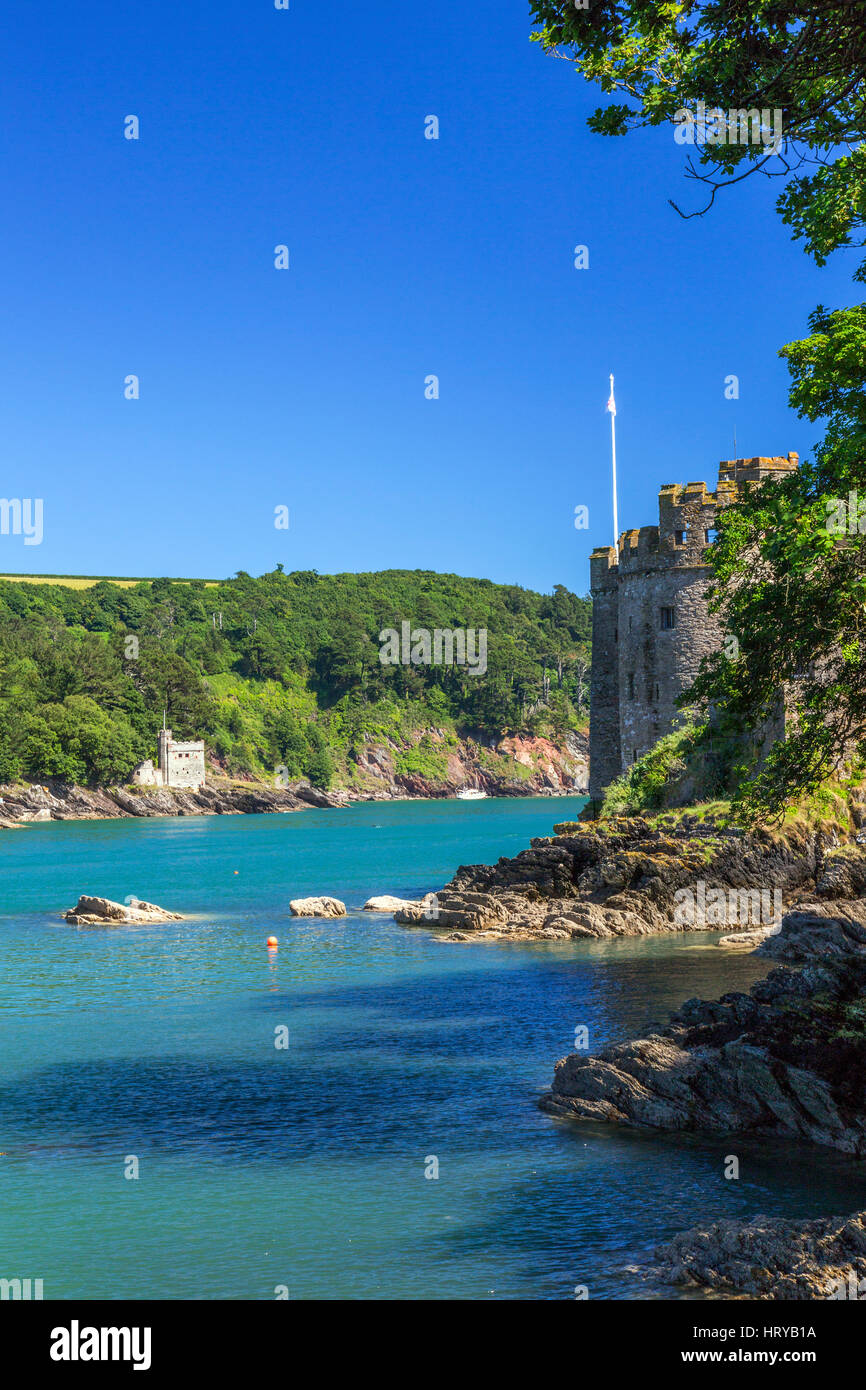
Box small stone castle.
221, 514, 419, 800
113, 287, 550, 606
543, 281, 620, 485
588, 453, 799, 801
132, 727, 206, 791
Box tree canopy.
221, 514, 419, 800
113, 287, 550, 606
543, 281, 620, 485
0, 570, 590, 789
530, 1, 866, 817
688, 303, 866, 818
530, 1, 866, 271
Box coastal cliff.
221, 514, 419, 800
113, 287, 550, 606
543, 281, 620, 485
0, 728, 587, 826
395, 799, 866, 1297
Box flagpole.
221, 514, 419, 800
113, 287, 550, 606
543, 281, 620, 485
609, 373, 618, 556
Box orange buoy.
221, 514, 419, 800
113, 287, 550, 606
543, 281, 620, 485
234, 870, 239, 875
267, 936, 279, 948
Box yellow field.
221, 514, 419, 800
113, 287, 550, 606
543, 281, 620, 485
0, 575, 220, 589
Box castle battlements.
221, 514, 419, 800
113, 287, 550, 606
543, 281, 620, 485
588, 453, 798, 800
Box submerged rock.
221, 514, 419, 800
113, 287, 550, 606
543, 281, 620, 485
63, 895, 182, 925
289, 896, 347, 918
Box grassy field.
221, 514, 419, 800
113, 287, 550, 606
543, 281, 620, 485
0, 575, 220, 589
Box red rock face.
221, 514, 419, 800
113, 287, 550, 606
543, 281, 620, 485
364, 728, 589, 799
0, 727, 590, 825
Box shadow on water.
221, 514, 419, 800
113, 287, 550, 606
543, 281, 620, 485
396, 1119, 866, 1299
3, 804, 864, 1297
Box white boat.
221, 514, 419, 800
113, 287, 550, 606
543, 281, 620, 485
456, 788, 487, 800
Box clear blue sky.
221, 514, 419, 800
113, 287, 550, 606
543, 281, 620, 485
1, 0, 856, 593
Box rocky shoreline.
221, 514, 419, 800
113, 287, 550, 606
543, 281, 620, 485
391, 804, 866, 1298
0, 729, 589, 827
0, 775, 587, 828
634, 1209, 866, 1300
510, 822, 866, 1299
0, 778, 351, 826
541, 893, 866, 1154
395, 814, 830, 942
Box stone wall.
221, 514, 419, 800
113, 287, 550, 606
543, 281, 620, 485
588, 548, 620, 799
165, 743, 206, 789
589, 455, 799, 799
155, 728, 206, 790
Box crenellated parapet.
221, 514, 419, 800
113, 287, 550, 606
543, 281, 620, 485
588, 452, 799, 801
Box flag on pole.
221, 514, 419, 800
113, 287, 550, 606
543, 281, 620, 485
607, 374, 618, 553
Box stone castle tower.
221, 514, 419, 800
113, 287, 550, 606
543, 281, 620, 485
588, 453, 799, 801
132, 725, 206, 791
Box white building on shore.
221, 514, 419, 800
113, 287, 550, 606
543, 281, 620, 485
133, 724, 206, 790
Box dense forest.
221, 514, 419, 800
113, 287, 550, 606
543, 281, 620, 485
0, 569, 591, 788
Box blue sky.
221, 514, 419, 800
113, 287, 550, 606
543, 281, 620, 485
0, 0, 856, 594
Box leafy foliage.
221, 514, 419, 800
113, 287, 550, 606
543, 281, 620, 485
686, 304, 866, 819
530, 2, 866, 820
530, 1, 866, 271
0, 570, 590, 787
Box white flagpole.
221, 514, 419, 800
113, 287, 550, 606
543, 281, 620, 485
609, 374, 618, 555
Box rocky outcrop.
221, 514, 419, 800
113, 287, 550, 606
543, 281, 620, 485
398, 816, 825, 942
757, 896, 866, 964
636, 1210, 866, 1300
63, 895, 182, 925
363, 894, 432, 913
717, 924, 781, 949
541, 895, 866, 1155
0, 779, 348, 824
289, 896, 347, 918
349, 729, 588, 799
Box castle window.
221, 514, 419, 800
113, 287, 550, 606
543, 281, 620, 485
705, 528, 718, 544
675, 529, 688, 545
627, 673, 635, 700
660, 607, 676, 630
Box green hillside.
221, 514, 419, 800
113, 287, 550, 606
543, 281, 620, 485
0, 568, 590, 789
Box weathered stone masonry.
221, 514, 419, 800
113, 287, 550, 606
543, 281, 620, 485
588, 454, 799, 800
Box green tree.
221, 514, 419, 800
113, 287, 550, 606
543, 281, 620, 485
530, 0, 866, 815
530, 1, 866, 271
688, 304, 866, 818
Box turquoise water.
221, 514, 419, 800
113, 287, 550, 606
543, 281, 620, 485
2, 796, 866, 1301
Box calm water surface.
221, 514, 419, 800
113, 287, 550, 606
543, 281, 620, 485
1, 797, 864, 1300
